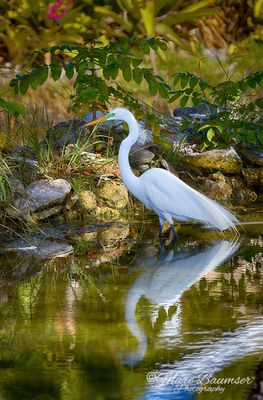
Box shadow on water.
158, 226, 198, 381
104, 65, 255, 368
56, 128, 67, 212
0, 212, 262, 400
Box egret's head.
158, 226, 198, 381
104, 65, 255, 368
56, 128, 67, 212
86, 108, 131, 126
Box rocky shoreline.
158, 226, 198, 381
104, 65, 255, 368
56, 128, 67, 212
1, 109, 262, 230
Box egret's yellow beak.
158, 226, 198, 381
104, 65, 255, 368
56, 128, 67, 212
85, 116, 108, 126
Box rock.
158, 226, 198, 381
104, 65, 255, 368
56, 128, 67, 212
79, 152, 97, 164
238, 147, 263, 167
77, 190, 97, 212
1, 239, 73, 259
6, 179, 71, 219
99, 225, 129, 244
129, 144, 155, 168
27, 178, 71, 206
242, 168, 263, 187
33, 206, 63, 221
209, 171, 226, 182
181, 147, 242, 174
84, 159, 120, 177
65, 193, 79, 210
81, 232, 98, 242
9, 178, 26, 199
44, 119, 89, 148
98, 180, 128, 209
95, 206, 120, 220
64, 209, 79, 220
173, 104, 213, 117
137, 164, 150, 172
201, 179, 232, 203
85, 111, 153, 146
227, 176, 257, 204
160, 159, 176, 174
12, 155, 39, 184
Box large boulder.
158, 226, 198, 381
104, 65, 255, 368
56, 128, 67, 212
98, 180, 129, 209
6, 179, 71, 220
181, 147, 242, 174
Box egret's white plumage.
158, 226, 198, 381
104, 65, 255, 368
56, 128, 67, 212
91, 108, 240, 235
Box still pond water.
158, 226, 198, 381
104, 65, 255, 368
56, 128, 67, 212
0, 209, 262, 400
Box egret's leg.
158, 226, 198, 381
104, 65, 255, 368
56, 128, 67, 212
159, 216, 165, 237
170, 223, 178, 239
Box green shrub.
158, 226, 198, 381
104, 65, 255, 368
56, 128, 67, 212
9, 37, 170, 130
169, 70, 263, 149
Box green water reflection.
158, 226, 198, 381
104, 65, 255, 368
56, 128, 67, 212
0, 216, 262, 400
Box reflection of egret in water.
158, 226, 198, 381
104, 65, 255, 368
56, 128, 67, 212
123, 239, 241, 366
142, 317, 263, 400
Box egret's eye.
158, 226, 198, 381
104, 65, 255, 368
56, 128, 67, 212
107, 112, 115, 118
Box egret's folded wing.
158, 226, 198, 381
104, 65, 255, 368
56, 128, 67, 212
143, 169, 238, 231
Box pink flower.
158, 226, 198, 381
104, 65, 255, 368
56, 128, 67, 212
47, 0, 73, 21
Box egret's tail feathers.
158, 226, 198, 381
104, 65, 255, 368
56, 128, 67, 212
190, 189, 240, 233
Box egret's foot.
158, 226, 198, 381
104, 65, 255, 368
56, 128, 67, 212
170, 224, 178, 239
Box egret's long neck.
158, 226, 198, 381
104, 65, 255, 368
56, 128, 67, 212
118, 114, 139, 191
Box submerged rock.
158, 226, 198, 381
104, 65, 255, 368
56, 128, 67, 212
95, 206, 120, 220
181, 147, 242, 174
99, 225, 130, 244
1, 239, 73, 259
98, 180, 129, 209
33, 206, 64, 220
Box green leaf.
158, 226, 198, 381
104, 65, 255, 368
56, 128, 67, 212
9, 79, 19, 95
30, 70, 40, 90
199, 80, 208, 91
146, 78, 158, 96
133, 68, 143, 84
158, 40, 168, 51
65, 63, 74, 80
159, 84, 169, 99
0, 98, 26, 117
192, 96, 201, 107
207, 128, 215, 141
50, 63, 62, 81
109, 66, 118, 79
198, 124, 213, 132
122, 65, 132, 82
37, 67, 49, 85
103, 67, 111, 80
255, 98, 263, 108
132, 58, 142, 67
247, 78, 257, 89
180, 74, 189, 89
169, 92, 182, 103
140, 40, 150, 54
189, 76, 198, 89
173, 74, 180, 86
20, 76, 30, 95
180, 95, 189, 107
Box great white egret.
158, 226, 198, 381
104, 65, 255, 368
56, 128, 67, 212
87, 108, 240, 237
